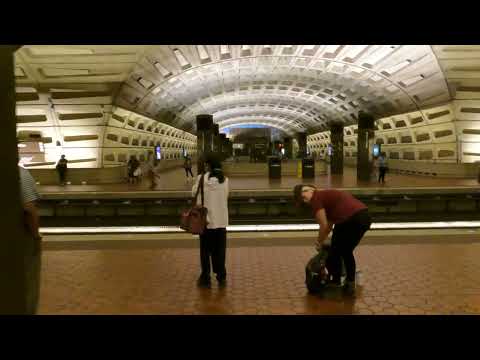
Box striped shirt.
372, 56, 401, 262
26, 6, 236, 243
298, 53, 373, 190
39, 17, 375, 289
19, 166, 40, 204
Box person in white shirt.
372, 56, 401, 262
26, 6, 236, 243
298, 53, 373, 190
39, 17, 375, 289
145, 153, 159, 190
191, 154, 229, 288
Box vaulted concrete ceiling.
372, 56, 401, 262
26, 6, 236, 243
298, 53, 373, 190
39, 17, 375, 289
15, 45, 478, 136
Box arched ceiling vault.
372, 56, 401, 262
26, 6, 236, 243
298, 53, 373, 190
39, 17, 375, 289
15, 45, 476, 135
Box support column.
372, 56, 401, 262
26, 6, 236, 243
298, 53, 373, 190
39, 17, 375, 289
296, 132, 307, 158
219, 133, 227, 160
284, 137, 293, 159
212, 123, 220, 155
196, 114, 214, 175
225, 138, 233, 158
0, 46, 35, 314
330, 122, 344, 175
357, 111, 375, 181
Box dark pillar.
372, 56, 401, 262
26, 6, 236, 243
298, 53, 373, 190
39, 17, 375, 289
284, 137, 293, 159
330, 122, 344, 175
226, 139, 233, 157
218, 133, 226, 159
273, 140, 279, 155
212, 123, 220, 155
196, 114, 214, 174
357, 111, 375, 181
0, 46, 35, 314
296, 132, 307, 158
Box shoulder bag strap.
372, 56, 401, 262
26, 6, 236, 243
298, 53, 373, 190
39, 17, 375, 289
200, 173, 205, 207
193, 174, 202, 203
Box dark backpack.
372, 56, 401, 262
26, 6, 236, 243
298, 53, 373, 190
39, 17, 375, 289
305, 245, 331, 294
56, 159, 67, 170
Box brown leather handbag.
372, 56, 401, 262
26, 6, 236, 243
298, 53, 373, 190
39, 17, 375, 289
180, 174, 208, 235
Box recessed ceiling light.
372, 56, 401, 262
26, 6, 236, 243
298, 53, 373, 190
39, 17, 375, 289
343, 45, 368, 61
400, 74, 425, 87
42, 68, 90, 76
29, 47, 94, 56
362, 45, 399, 66
220, 45, 230, 55
324, 45, 340, 54
197, 45, 210, 60
137, 77, 154, 89
382, 59, 412, 76
154, 62, 172, 77
173, 48, 191, 68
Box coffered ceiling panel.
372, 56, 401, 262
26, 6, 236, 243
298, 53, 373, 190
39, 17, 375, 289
115, 45, 452, 134
17, 45, 480, 137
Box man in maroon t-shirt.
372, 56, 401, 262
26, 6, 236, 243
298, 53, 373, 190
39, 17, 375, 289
294, 184, 372, 296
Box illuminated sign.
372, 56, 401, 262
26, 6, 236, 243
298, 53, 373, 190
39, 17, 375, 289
155, 145, 162, 160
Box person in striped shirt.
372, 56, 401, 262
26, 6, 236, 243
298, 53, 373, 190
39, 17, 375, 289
19, 165, 41, 241
19, 165, 42, 314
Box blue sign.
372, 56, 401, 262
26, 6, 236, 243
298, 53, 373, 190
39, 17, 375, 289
155, 145, 162, 160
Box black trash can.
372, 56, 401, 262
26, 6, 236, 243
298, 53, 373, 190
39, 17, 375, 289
302, 157, 315, 178
268, 156, 281, 179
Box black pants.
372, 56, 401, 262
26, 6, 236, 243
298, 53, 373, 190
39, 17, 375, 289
23, 227, 41, 314
378, 167, 387, 183
58, 170, 66, 183
327, 209, 371, 283
199, 228, 227, 281
185, 167, 194, 177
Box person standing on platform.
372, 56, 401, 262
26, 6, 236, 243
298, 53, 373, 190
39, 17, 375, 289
55, 155, 68, 186
127, 156, 140, 184
184, 155, 194, 181
377, 152, 388, 184
146, 153, 158, 190
293, 184, 372, 296
192, 154, 229, 289
19, 165, 42, 314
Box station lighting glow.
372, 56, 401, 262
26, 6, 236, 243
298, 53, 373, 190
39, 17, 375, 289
197, 45, 210, 60
343, 45, 368, 60
363, 45, 398, 65
324, 45, 341, 54
383, 59, 412, 75
154, 62, 172, 77
39, 221, 480, 234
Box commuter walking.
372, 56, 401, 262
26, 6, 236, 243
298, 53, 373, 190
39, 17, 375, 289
55, 155, 68, 186
378, 152, 388, 184
192, 154, 229, 289
294, 184, 372, 296
184, 155, 194, 180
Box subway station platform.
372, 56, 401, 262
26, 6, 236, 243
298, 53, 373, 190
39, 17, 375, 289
34, 164, 480, 228
34, 162, 480, 314
36, 165, 480, 195
38, 228, 480, 315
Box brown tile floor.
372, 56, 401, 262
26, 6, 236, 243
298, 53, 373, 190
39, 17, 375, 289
38, 242, 480, 315
37, 165, 480, 194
